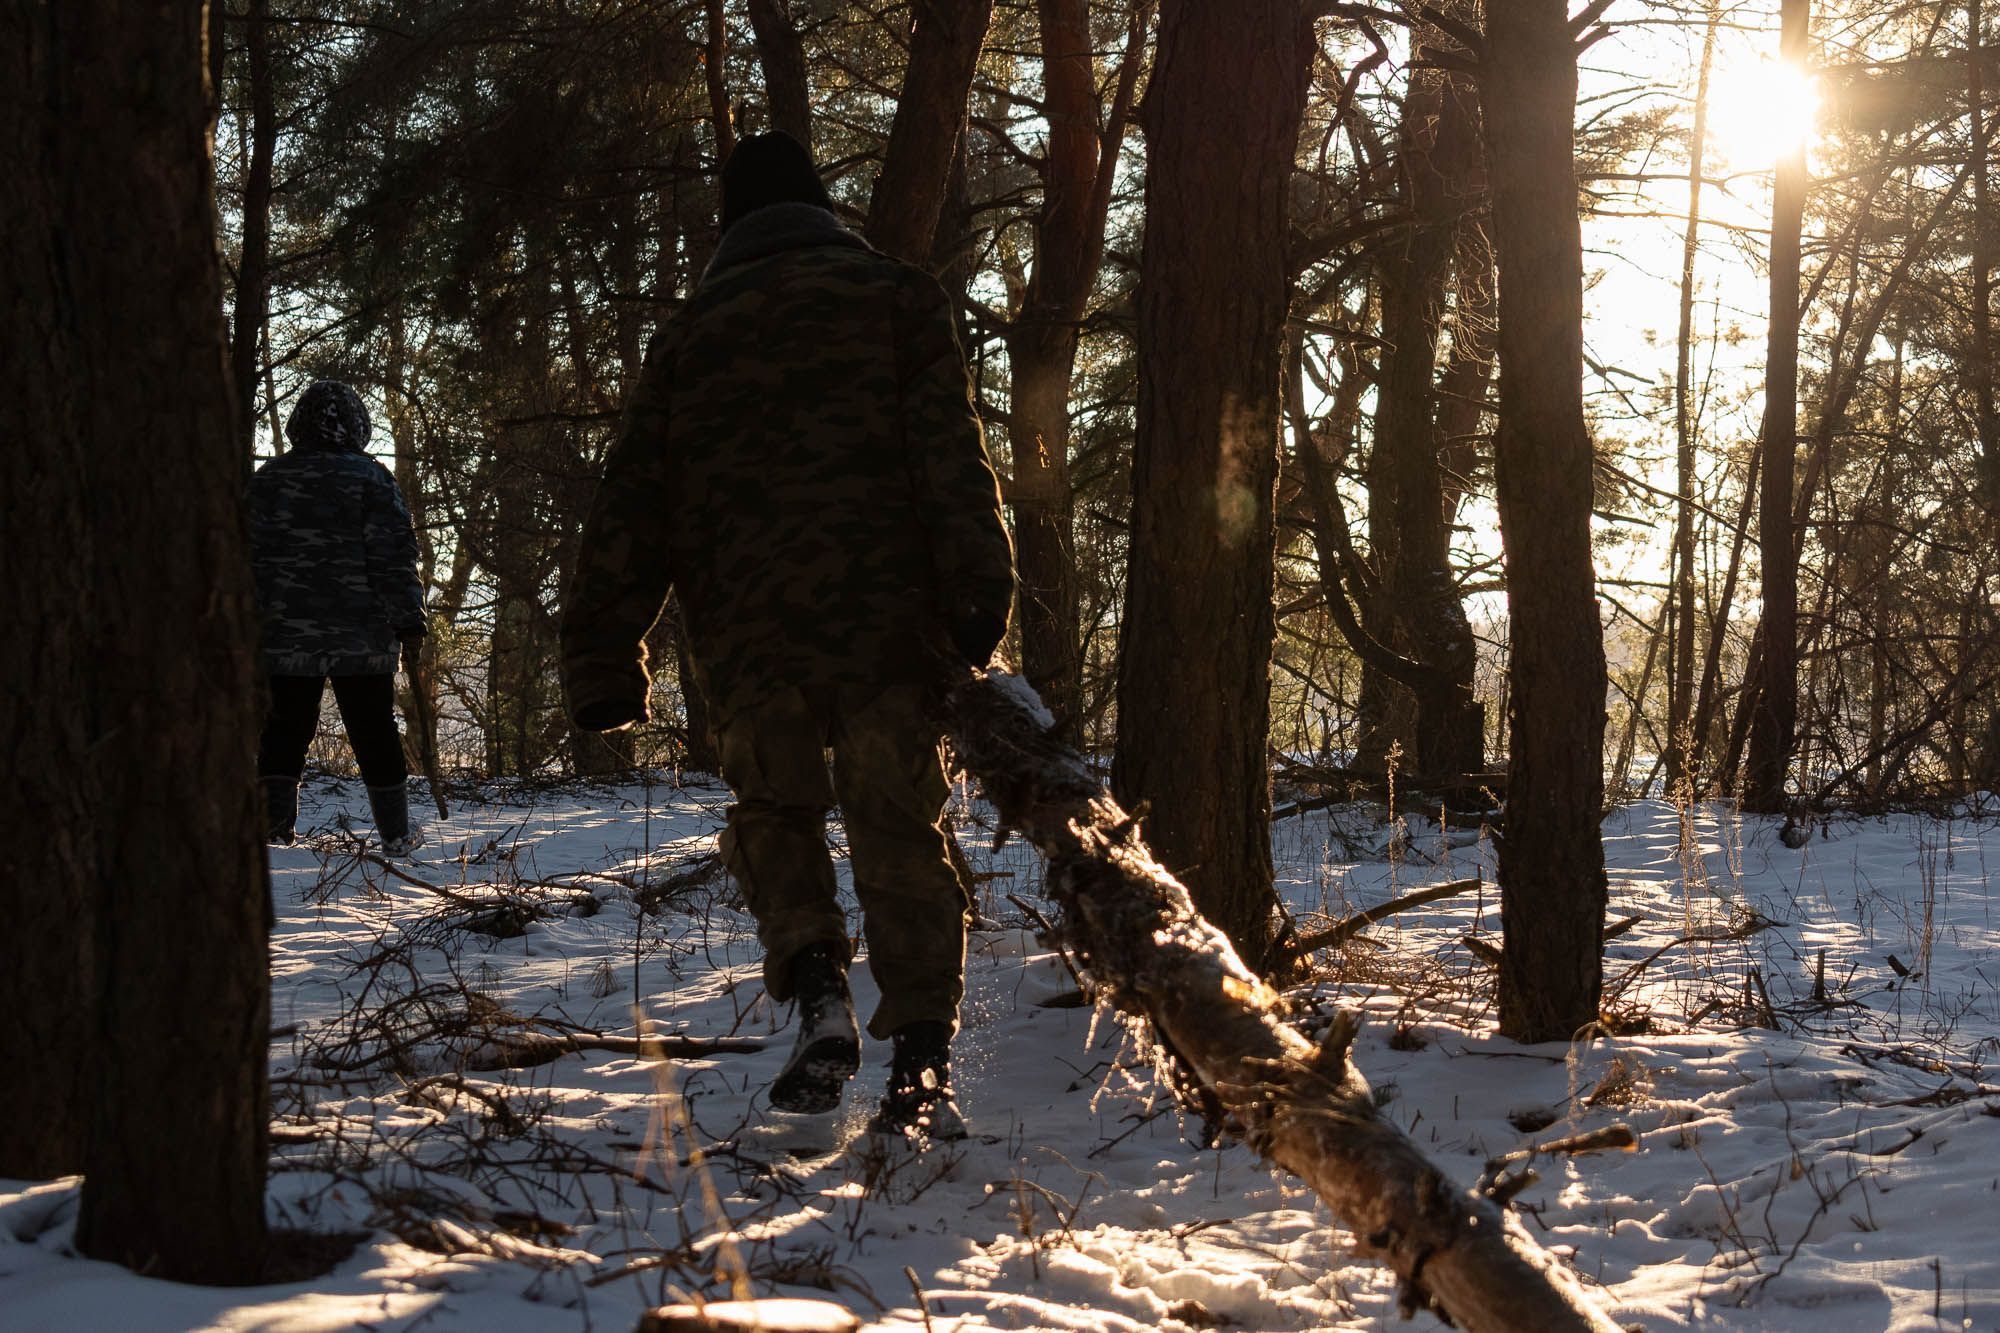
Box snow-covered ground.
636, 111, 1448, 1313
4, 776, 1998, 1331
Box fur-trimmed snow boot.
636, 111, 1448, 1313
866, 1020, 967, 1145
768, 943, 861, 1114
367, 781, 423, 856
261, 775, 299, 845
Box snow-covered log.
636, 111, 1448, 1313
947, 668, 1624, 1333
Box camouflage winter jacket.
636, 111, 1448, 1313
561, 202, 1015, 729
248, 411, 426, 677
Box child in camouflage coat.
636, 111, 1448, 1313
249, 379, 428, 853
562, 134, 1016, 1143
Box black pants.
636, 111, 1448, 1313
259, 673, 407, 788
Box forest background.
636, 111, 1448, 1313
215, 0, 2000, 821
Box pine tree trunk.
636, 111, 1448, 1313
1745, 0, 1810, 814
1004, 0, 1144, 746
12, 0, 273, 1281
1361, 39, 1484, 781
0, 5, 96, 1179
1113, 0, 1315, 969
864, 0, 995, 264
746, 0, 810, 150
1480, 1, 1609, 1043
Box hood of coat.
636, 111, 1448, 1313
285, 380, 373, 453
700, 202, 870, 289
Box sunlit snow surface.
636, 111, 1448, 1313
4, 780, 1999, 1330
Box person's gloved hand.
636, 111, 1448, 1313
400, 633, 426, 674
950, 609, 1007, 668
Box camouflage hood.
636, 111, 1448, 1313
701, 202, 869, 288
285, 379, 373, 453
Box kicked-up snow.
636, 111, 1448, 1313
3, 780, 1998, 1330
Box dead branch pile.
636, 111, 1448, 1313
947, 669, 1624, 1332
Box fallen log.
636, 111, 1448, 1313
948, 669, 1624, 1332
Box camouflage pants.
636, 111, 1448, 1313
716, 680, 969, 1039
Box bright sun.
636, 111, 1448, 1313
1706, 57, 1821, 168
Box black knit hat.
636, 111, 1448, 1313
720, 131, 833, 233
285, 380, 372, 453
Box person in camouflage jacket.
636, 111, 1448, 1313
249, 379, 428, 853
562, 133, 1015, 1142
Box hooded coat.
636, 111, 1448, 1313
559, 203, 1016, 729
248, 381, 426, 676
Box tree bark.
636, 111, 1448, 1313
951, 671, 1624, 1333
1112, 0, 1315, 969
1479, 1, 1609, 1043
7, 0, 272, 1281
746, 0, 810, 150
1744, 0, 1810, 814
864, 0, 995, 265
0, 4, 96, 1181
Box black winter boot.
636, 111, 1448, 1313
768, 943, 860, 1114
866, 1020, 967, 1145
367, 782, 423, 856
261, 776, 299, 845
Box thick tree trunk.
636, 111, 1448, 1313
951, 671, 1623, 1333
1480, 2, 1609, 1042
0, 6, 96, 1180
864, 0, 995, 264
746, 0, 810, 150
1667, 9, 1719, 788
1745, 0, 1810, 814
1112, 0, 1315, 969
228, 0, 274, 461
8, 0, 272, 1281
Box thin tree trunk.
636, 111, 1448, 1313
1435, 223, 1496, 520
1745, 0, 1810, 814
746, 0, 810, 150
703, 0, 736, 163
1007, 0, 1146, 745
11, 0, 271, 1280
1112, 0, 1316, 969
864, 0, 995, 264
385, 305, 442, 771
1361, 34, 1483, 779
1970, 0, 1997, 484
1667, 7, 1719, 786
1480, 0, 1609, 1043
1689, 447, 1761, 795
228, 0, 273, 461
